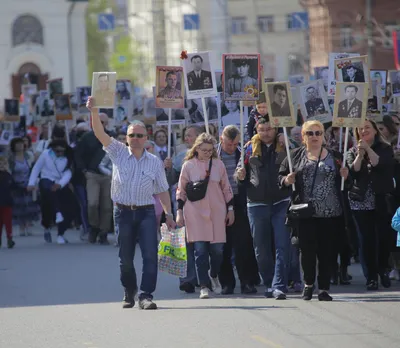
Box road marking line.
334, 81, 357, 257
251, 335, 283, 347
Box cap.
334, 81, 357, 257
256, 91, 266, 105
232, 59, 249, 67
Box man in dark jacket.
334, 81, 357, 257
75, 113, 112, 244
235, 117, 292, 300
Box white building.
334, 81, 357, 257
0, 0, 88, 100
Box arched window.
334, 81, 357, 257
12, 15, 44, 47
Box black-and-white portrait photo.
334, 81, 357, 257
187, 97, 218, 124
156, 108, 186, 124
215, 70, 223, 93
143, 98, 156, 124
337, 84, 365, 118
299, 80, 331, 123
366, 79, 382, 122
76, 86, 91, 105
183, 51, 217, 99
54, 94, 71, 116
314, 66, 329, 92
267, 83, 291, 117
342, 63, 365, 83
5, 99, 19, 117
221, 98, 244, 127
40, 96, 54, 117
223, 54, 260, 101
69, 93, 78, 112
370, 70, 387, 97
116, 80, 131, 101
99, 108, 114, 119
92, 72, 117, 108
48, 79, 63, 100
390, 70, 400, 97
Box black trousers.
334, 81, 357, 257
353, 207, 392, 281
219, 195, 259, 289
331, 215, 351, 273
298, 217, 340, 291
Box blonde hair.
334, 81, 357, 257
184, 132, 217, 162
301, 120, 325, 146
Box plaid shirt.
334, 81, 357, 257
104, 138, 169, 205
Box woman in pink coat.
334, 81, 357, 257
176, 133, 234, 299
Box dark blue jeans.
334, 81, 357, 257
116, 206, 158, 299
247, 201, 291, 291
193, 242, 224, 287
73, 184, 89, 234
179, 241, 197, 286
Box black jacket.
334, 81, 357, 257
238, 142, 290, 204
0, 171, 13, 206
74, 131, 107, 173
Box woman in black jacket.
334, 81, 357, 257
346, 119, 395, 290
279, 120, 349, 301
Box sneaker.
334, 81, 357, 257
199, 288, 209, 299
264, 288, 273, 298
138, 298, 157, 310
208, 271, 222, 294
55, 212, 64, 224
57, 235, 68, 244
389, 269, 400, 281
318, 291, 333, 301
302, 285, 315, 301
122, 289, 135, 309
44, 229, 52, 243
293, 282, 302, 293
7, 239, 15, 249
273, 289, 287, 300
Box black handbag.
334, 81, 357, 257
287, 149, 322, 220
186, 158, 212, 202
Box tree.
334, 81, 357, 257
108, 34, 153, 88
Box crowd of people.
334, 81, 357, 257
1, 92, 400, 310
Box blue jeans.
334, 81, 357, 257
179, 241, 197, 286
116, 206, 158, 299
73, 184, 89, 234
193, 242, 224, 287
113, 205, 119, 238
247, 201, 291, 291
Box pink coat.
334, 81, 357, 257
177, 157, 233, 243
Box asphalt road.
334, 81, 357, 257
1, 225, 400, 348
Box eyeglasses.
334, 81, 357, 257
127, 133, 145, 139
198, 148, 213, 153
305, 131, 323, 137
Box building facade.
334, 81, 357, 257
0, 0, 88, 100
305, 0, 400, 70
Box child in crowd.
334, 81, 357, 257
245, 91, 268, 139
0, 156, 15, 248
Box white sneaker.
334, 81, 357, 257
209, 271, 222, 295
55, 212, 64, 224
57, 235, 67, 244
389, 269, 400, 281
199, 288, 209, 299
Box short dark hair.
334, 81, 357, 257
98, 73, 109, 80
273, 84, 286, 94
306, 86, 316, 92
10, 137, 24, 153
345, 85, 358, 93
222, 125, 240, 140
166, 71, 177, 79
256, 117, 270, 127
191, 55, 203, 63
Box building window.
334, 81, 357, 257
340, 24, 354, 49
287, 12, 308, 31
258, 16, 274, 32
12, 15, 44, 47
231, 17, 247, 35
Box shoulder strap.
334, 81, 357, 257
309, 148, 323, 198
206, 157, 212, 177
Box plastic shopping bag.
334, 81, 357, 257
158, 224, 187, 277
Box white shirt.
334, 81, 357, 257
104, 138, 169, 205
28, 149, 72, 188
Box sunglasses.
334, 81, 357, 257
127, 133, 145, 139
305, 131, 323, 137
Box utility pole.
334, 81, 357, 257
366, 0, 373, 67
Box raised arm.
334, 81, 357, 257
87, 97, 111, 147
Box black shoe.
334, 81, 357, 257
318, 291, 333, 301
353, 255, 360, 263
366, 280, 378, 291
89, 228, 99, 244
241, 284, 257, 294
179, 282, 195, 293
347, 273, 353, 281
98, 235, 110, 245
139, 298, 157, 310
379, 272, 391, 288
7, 239, 15, 249
122, 289, 135, 308
221, 286, 234, 295
302, 285, 315, 301
339, 267, 351, 285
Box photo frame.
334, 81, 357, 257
155, 66, 185, 109
223, 53, 261, 101
156, 108, 187, 125
389, 70, 400, 97
39, 90, 54, 118
4, 99, 20, 122
289, 74, 306, 87
334, 55, 369, 85
76, 86, 92, 105
116, 79, 132, 102
265, 81, 296, 128
182, 51, 218, 99
54, 94, 72, 121
114, 100, 130, 124
314, 66, 329, 92
370, 70, 387, 98
47, 78, 63, 100
366, 79, 383, 123
333, 82, 368, 128
91, 72, 117, 108
299, 80, 331, 124
328, 52, 359, 96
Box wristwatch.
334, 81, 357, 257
228, 206, 234, 211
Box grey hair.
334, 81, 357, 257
127, 120, 147, 132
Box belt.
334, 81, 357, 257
116, 203, 154, 210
